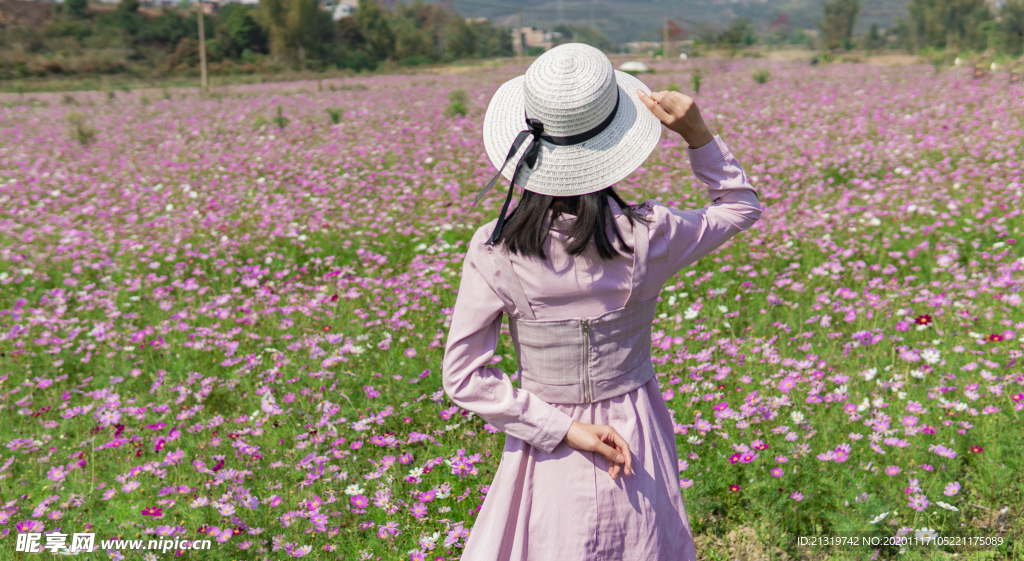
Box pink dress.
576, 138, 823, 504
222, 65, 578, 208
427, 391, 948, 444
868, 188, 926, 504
442, 136, 762, 560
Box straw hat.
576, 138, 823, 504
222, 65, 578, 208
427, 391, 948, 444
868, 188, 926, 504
473, 44, 659, 243
480, 43, 662, 200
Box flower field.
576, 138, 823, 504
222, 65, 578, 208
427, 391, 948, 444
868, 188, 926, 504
1, 58, 1023, 560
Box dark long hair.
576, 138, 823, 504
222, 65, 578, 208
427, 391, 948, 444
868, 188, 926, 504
492, 186, 652, 261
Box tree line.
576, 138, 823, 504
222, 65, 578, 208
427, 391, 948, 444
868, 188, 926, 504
701, 0, 1023, 59
0, 0, 515, 79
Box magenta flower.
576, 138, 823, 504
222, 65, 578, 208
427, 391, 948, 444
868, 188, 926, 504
777, 376, 798, 394
410, 502, 428, 519
16, 520, 44, 533
771, 468, 784, 477
404, 348, 417, 358
377, 521, 401, 539
944, 482, 961, 496
350, 495, 369, 508
141, 506, 163, 517
46, 465, 69, 482
885, 465, 900, 476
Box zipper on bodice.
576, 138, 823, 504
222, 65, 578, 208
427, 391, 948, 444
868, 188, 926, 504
581, 319, 591, 404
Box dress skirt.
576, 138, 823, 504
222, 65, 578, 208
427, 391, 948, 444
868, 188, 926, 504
460, 377, 697, 561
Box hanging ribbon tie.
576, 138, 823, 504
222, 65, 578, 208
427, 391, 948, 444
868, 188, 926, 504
474, 91, 621, 245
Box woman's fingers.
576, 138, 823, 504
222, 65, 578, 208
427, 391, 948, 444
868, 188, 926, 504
649, 91, 672, 112
636, 89, 673, 124
607, 430, 632, 476
593, 426, 632, 478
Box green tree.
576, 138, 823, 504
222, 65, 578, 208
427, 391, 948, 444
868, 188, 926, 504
353, 0, 395, 63
718, 18, 756, 46
995, 0, 1024, 56
393, 14, 436, 62
67, 0, 89, 19
906, 0, 993, 50
109, 0, 144, 36
447, 18, 514, 60
820, 0, 860, 50
551, 24, 613, 51
215, 4, 268, 58
256, 0, 323, 65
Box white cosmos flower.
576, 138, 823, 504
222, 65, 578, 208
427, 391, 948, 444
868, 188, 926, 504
344, 484, 364, 496
910, 369, 925, 379
921, 349, 941, 364
915, 528, 938, 543
790, 411, 805, 424
684, 308, 699, 320
718, 305, 728, 313
936, 501, 959, 512
869, 512, 889, 524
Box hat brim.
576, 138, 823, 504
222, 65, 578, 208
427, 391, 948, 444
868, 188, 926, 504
482, 70, 663, 198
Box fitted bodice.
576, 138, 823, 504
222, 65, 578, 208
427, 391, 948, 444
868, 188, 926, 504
487, 213, 657, 404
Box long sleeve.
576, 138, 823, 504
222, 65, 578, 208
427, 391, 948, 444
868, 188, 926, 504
646, 135, 763, 284
442, 226, 576, 454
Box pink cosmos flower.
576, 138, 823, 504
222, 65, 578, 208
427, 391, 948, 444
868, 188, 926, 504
908, 493, 930, 512
47, 465, 69, 482
885, 465, 900, 476
944, 482, 961, 496
791, 492, 803, 502
777, 376, 798, 394
771, 468, 784, 477
410, 502, 428, 519
377, 521, 401, 539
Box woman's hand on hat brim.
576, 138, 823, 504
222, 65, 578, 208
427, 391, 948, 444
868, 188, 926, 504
637, 89, 715, 149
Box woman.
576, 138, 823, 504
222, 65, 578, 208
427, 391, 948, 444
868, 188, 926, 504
442, 43, 762, 560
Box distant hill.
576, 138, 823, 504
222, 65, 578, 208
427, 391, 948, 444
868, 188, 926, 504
435, 0, 907, 44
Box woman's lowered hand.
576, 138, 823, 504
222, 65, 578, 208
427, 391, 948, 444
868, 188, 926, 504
562, 420, 633, 480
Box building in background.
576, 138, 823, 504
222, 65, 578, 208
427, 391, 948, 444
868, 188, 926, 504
323, 0, 357, 20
